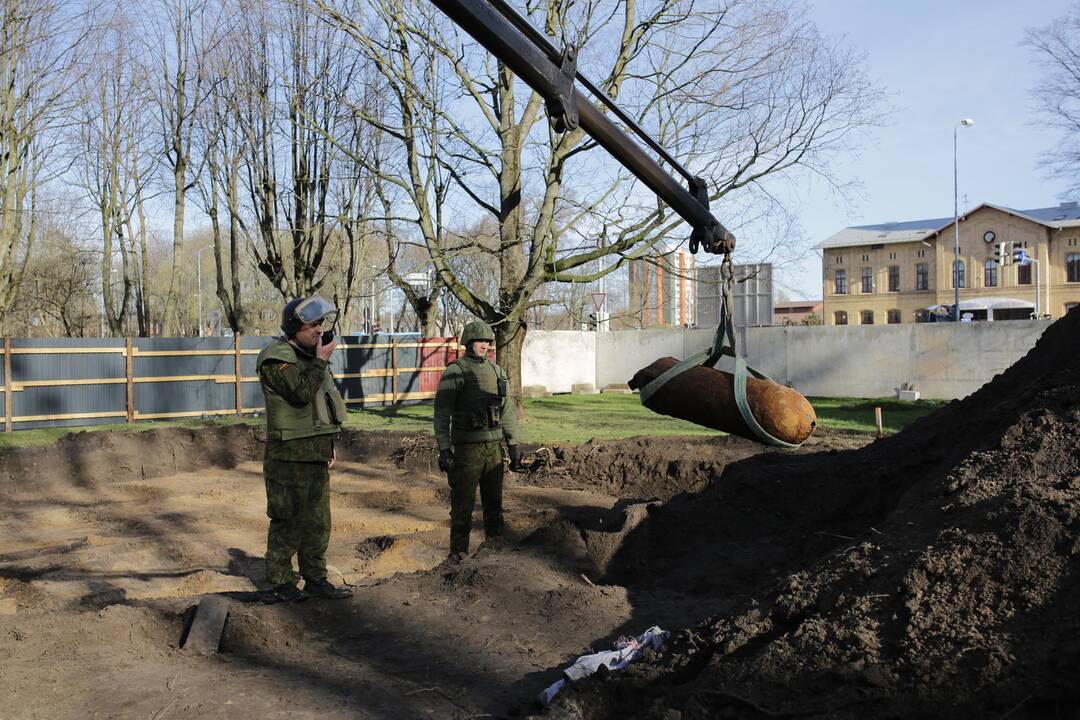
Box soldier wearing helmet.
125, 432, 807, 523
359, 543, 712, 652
434, 320, 522, 563
255, 295, 352, 602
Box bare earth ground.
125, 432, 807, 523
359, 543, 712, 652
5, 303, 1077, 720
541, 308, 1080, 719
0, 425, 860, 719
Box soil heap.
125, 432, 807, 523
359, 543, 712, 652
542, 309, 1080, 719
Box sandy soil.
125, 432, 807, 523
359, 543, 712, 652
0, 426, 859, 719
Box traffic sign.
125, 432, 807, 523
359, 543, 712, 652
1013, 248, 1029, 265
590, 292, 606, 312
402, 272, 431, 287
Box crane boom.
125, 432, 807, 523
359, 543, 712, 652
429, 0, 735, 255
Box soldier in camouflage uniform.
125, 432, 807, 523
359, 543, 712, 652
257, 295, 353, 603
434, 321, 523, 563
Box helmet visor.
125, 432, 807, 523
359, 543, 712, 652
294, 295, 338, 329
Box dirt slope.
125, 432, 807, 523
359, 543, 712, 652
540, 309, 1080, 719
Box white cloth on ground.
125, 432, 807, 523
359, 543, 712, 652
537, 626, 668, 706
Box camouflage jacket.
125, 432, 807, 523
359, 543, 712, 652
259, 357, 335, 462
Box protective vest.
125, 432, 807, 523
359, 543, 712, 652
449, 356, 508, 444
257, 339, 347, 442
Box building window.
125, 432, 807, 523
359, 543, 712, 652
953, 260, 965, 289
1017, 263, 1032, 285
984, 259, 997, 287
834, 311, 848, 325
835, 269, 847, 294
915, 262, 928, 291
1068, 253, 1080, 282
888, 265, 900, 292
860, 310, 874, 325
886, 309, 901, 324
861, 267, 873, 293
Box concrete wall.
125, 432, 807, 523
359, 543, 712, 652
521, 320, 1051, 400
521, 331, 596, 393
742, 320, 1050, 399
593, 329, 713, 388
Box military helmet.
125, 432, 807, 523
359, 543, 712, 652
460, 320, 495, 346
281, 295, 338, 337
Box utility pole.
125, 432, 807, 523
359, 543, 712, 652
953, 118, 974, 321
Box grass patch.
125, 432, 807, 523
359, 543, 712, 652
348, 394, 716, 444
810, 397, 947, 433
346, 393, 944, 444
0, 394, 945, 451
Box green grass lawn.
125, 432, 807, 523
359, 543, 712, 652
338, 393, 945, 444
808, 397, 946, 434
0, 394, 945, 451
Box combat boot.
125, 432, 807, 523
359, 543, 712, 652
260, 582, 306, 604
304, 578, 353, 599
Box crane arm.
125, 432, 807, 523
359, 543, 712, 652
429, 0, 735, 255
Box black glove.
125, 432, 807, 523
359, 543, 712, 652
507, 444, 524, 472
438, 448, 455, 473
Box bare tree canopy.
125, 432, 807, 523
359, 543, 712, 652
1027, 3, 1080, 196
314, 0, 884, 400
0, 0, 882, 349
0, 0, 87, 328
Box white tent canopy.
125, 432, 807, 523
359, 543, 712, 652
926, 297, 1034, 312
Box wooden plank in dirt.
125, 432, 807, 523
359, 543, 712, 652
183, 595, 230, 655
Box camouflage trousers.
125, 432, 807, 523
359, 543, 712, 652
264, 459, 330, 586
448, 441, 504, 554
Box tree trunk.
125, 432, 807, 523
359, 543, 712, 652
494, 316, 527, 413
170, 158, 187, 334
136, 191, 151, 336
417, 289, 442, 337
225, 161, 246, 332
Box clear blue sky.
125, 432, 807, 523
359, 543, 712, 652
782, 0, 1074, 298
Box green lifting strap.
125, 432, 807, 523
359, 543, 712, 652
638, 260, 802, 448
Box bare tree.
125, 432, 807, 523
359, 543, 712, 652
317, 0, 882, 403
193, 11, 255, 334
7, 220, 98, 337
0, 0, 85, 328
74, 10, 158, 336
145, 0, 227, 334
231, 0, 374, 307
1026, 4, 1080, 195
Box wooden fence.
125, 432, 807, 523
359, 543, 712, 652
0, 335, 461, 432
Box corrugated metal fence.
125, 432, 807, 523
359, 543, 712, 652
0, 334, 461, 431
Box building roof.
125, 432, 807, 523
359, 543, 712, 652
774, 300, 823, 312
815, 202, 1080, 250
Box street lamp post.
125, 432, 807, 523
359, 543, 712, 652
953, 118, 975, 321
195, 246, 211, 337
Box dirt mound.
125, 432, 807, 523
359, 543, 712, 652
521, 430, 868, 502
0, 425, 260, 490
541, 308, 1080, 719
0, 426, 427, 493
